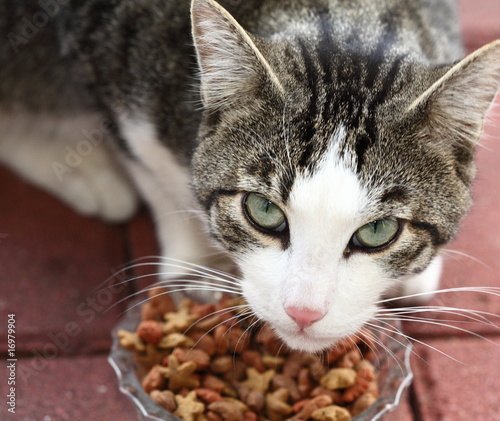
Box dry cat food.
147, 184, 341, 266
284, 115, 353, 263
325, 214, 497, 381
118, 289, 379, 421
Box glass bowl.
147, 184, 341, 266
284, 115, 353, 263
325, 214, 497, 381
109, 302, 413, 421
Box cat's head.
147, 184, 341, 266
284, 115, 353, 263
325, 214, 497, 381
190, 0, 500, 352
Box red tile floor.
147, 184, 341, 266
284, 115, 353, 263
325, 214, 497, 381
1, 1, 500, 420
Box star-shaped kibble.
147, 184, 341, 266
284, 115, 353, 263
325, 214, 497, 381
266, 387, 293, 419
117, 330, 146, 352
159, 355, 200, 392
163, 303, 199, 334
134, 343, 168, 369
158, 332, 195, 349
174, 390, 205, 421
241, 367, 276, 392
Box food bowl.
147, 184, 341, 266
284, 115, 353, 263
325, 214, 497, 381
109, 302, 413, 421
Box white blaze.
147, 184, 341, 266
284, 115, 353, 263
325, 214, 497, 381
240, 125, 388, 352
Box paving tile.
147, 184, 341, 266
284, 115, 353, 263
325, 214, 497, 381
0, 354, 139, 421
411, 336, 500, 421
459, 0, 500, 52
0, 165, 133, 355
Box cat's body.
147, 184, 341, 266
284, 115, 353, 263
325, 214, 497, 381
1, 0, 499, 352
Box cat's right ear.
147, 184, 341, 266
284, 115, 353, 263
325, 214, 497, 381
191, 0, 284, 111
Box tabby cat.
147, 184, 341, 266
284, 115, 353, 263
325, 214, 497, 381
1, 0, 499, 352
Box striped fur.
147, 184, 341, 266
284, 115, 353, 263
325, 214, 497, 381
1, 0, 499, 350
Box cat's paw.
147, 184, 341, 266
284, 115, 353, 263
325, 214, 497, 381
0, 113, 139, 223
59, 162, 139, 222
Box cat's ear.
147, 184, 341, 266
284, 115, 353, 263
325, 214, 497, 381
191, 0, 284, 110
409, 40, 500, 146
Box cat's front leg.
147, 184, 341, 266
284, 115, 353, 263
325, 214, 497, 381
125, 158, 235, 301
117, 119, 236, 300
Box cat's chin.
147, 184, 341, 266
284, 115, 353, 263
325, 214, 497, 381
273, 327, 341, 353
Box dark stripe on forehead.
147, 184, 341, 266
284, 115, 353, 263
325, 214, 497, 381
369, 55, 407, 109
350, 5, 407, 173
296, 40, 318, 115
380, 186, 409, 203
295, 39, 322, 170
364, 19, 396, 89
316, 16, 342, 129
354, 133, 371, 173
354, 53, 407, 174
316, 15, 338, 86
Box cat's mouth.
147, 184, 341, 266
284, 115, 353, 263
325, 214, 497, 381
273, 325, 341, 353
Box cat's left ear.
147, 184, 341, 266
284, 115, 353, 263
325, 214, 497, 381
191, 0, 284, 111
409, 40, 500, 146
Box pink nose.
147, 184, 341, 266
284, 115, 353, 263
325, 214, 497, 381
285, 306, 325, 328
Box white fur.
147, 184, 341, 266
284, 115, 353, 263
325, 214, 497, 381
117, 114, 228, 280
0, 112, 138, 222
239, 126, 393, 352
388, 254, 443, 305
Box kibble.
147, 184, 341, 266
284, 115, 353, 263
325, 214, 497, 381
118, 295, 379, 421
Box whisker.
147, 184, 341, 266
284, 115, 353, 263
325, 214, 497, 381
163, 209, 205, 216
186, 306, 251, 345
363, 322, 410, 372
187, 304, 250, 331
113, 255, 242, 284
351, 331, 384, 369
92, 253, 241, 298
377, 286, 500, 305
280, 98, 295, 187
121, 271, 242, 290
440, 249, 492, 270
158, 271, 241, 287
366, 321, 429, 372
109, 282, 242, 315
370, 320, 464, 364
377, 316, 500, 348
101, 272, 242, 306
229, 311, 259, 357
377, 305, 500, 327
154, 256, 242, 283
241, 313, 263, 338
114, 262, 242, 288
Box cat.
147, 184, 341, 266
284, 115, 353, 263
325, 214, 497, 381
1, 0, 499, 353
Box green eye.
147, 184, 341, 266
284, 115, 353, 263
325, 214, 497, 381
353, 218, 400, 249
244, 193, 287, 232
